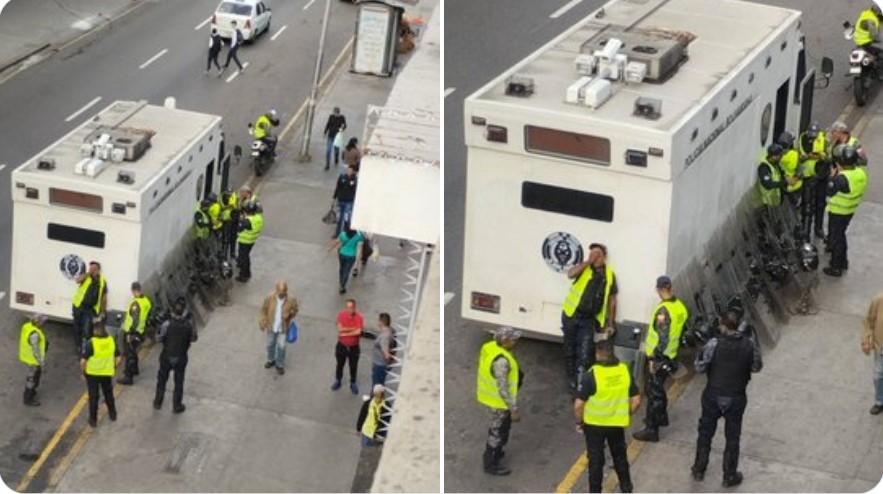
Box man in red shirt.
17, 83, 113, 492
333, 299, 364, 394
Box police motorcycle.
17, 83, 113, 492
246, 110, 280, 177
844, 21, 883, 107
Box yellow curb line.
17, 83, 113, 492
554, 375, 692, 493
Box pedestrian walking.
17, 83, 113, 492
323, 107, 347, 170
690, 308, 762, 487
861, 292, 883, 415
343, 137, 362, 171
560, 242, 617, 393
117, 282, 152, 385
633, 275, 689, 442
477, 326, 523, 476
154, 302, 198, 413
206, 27, 223, 75
20, 314, 48, 407
328, 227, 364, 294
331, 298, 364, 395
574, 339, 640, 492
823, 144, 867, 277
357, 384, 391, 446
72, 261, 108, 353
259, 281, 299, 375
220, 20, 245, 75
236, 200, 264, 282
80, 319, 120, 427
332, 165, 358, 237
371, 313, 395, 387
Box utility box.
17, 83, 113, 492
351, 1, 404, 77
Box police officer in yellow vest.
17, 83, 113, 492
756, 144, 794, 208
72, 261, 108, 352
194, 198, 212, 240
20, 314, 49, 407
207, 192, 224, 235
221, 189, 239, 259
633, 276, 689, 443
798, 122, 829, 241
777, 131, 803, 205
253, 109, 280, 158
824, 144, 869, 277
854, 4, 883, 79
829, 121, 867, 167
117, 282, 152, 385
476, 326, 523, 476
80, 319, 121, 427
561, 243, 618, 393
236, 200, 264, 282
573, 339, 641, 493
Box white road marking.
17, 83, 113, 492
444, 87, 456, 98
271, 25, 288, 41
550, 0, 584, 18
139, 48, 168, 69
64, 97, 102, 122
0, 292, 6, 302
225, 62, 250, 82
303, 0, 316, 10
195, 16, 212, 30
0, 164, 6, 172
444, 292, 455, 306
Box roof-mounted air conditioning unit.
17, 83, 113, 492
581, 28, 689, 82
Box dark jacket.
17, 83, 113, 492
695, 331, 762, 396
324, 114, 347, 139
158, 316, 197, 360
209, 33, 222, 53
333, 173, 358, 203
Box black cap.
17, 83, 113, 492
656, 275, 672, 288
588, 243, 607, 256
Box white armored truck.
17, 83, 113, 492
462, 0, 819, 339
9, 100, 227, 321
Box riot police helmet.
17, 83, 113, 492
200, 198, 212, 209
873, 4, 882, 18
839, 145, 859, 166
242, 200, 257, 214
221, 190, 232, 204
805, 122, 821, 140
777, 131, 795, 149
207, 192, 218, 203
766, 143, 784, 157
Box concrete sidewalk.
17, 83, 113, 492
50, 15, 431, 493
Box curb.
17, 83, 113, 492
0, 43, 51, 74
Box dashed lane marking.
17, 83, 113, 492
444, 292, 455, 306
138, 48, 168, 69
0, 292, 6, 301
195, 16, 212, 30
550, 0, 585, 19
225, 62, 249, 82
304, 0, 317, 10
444, 87, 456, 98
271, 25, 288, 41
64, 97, 102, 122
0, 165, 6, 172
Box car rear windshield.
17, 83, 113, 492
218, 2, 253, 15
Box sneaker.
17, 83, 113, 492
88, 418, 97, 428
350, 382, 359, 395
117, 377, 133, 385
823, 266, 843, 277
173, 405, 186, 414
276, 367, 285, 375
871, 404, 883, 415
264, 361, 276, 369
339, 288, 347, 294
108, 410, 117, 421
331, 380, 342, 391
722, 472, 743, 488
632, 428, 659, 442
691, 469, 705, 482
352, 269, 358, 277
153, 400, 162, 410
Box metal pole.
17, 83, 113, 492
298, 0, 333, 162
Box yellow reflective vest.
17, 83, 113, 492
855, 9, 880, 46
254, 114, 272, 140
361, 399, 385, 439
476, 340, 519, 410
85, 336, 116, 377
238, 213, 264, 245
799, 131, 827, 178
645, 298, 689, 359
562, 265, 615, 326
208, 202, 223, 230
19, 322, 46, 366
757, 158, 783, 207
123, 296, 152, 335
583, 362, 632, 427
780, 149, 802, 193
827, 167, 869, 216
72, 275, 106, 314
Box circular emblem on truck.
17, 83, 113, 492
542, 232, 584, 273
59, 254, 86, 280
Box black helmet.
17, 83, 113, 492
778, 131, 795, 149
767, 143, 784, 157
221, 190, 232, 204
873, 4, 882, 17
242, 200, 257, 214
200, 198, 212, 209
805, 122, 821, 140
207, 192, 218, 203
839, 145, 859, 166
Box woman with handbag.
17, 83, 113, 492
328, 228, 364, 294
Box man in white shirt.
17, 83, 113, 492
221, 20, 245, 74
259, 281, 299, 375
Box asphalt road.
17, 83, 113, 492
0, 0, 355, 486
443, 0, 869, 492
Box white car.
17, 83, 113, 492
211, 0, 272, 43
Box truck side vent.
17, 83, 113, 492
37, 157, 56, 171
117, 170, 135, 185
505, 75, 535, 97
633, 97, 662, 120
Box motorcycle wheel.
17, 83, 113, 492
254, 156, 264, 177
854, 72, 868, 107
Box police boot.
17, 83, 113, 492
483, 446, 510, 476
691, 445, 710, 481
632, 427, 659, 442
23, 389, 40, 407
722, 451, 743, 487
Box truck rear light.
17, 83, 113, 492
16, 292, 34, 306
245, 19, 252, 29
25, 187, 39, 199
471, 291, 501, 314
471, 116, 487, 126
485, 125, 507, 143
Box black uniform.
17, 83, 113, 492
561, 267, 617, 390
691, 329, 762, 485
154, 315, 198, 412
826, 173, 854, 270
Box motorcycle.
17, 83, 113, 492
246, 122, 275, 177
844, 21, 882, 107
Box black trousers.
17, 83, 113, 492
827, 212, 854, 269
155, 355, 188, 408
72, 307, 95, 352
86, 375, 116, 422
802, 176, 827, 237
224, 46, 243, 70
238, 242, 254, 278
695, 387, 747, 476
562, 313, 598, 390
644, 364, 673, 428
584, 424, 632, 493
335, 342, 360, 383
122, 333, 142, 379
207, 49, 221, 71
